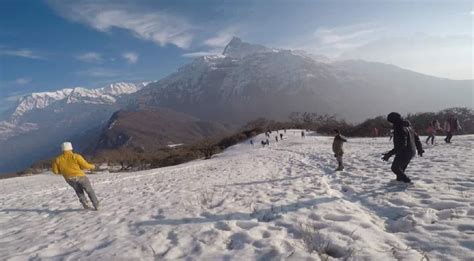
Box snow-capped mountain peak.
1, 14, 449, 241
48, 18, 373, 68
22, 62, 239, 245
222, 37, 273, 59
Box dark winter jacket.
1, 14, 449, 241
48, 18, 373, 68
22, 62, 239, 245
444, 118, 462, 132
332, 134, 347, 156
387, 120, 423, 158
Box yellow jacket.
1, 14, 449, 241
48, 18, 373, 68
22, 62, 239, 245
52, 151, 95, 178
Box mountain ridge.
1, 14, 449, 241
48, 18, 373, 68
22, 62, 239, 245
133, 37, 472, 124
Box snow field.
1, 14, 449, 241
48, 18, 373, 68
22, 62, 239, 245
0, 130, 473, 260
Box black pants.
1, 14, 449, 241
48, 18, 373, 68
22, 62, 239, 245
391, 154, 412, 182
445, 132, 453, 143
426, 135, 435, 144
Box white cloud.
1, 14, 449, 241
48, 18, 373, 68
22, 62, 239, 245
122, 52, 138, 64
314, 27, 375, 45
76, 52, 103, 63
6, 94, 25, 102
341, 34, 473, 80
286, 23, 380, 57
311, 23, 379, 56
204, 27, 239, 48
48, 0, 194, 48
182, 27, 239, 58
0, 47, 44, 60
14, 78, 31, 85
76, 67, 120, 78
182, 51, 220, 58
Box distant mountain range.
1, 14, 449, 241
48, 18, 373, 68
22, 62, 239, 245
1, 37, 472, 174
133, 37, 472, 124
0, 82, 149, 140
0, 82, 149, 173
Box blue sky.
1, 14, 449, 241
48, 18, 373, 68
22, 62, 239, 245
0, 0, 472, 111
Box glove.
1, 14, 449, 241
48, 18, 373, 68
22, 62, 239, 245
418, 150, 424, 157
382, 153, 391, 161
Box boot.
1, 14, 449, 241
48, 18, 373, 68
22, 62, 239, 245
82, 203, 93, 210
79, 198, 92, 210
400, 176, 411, 183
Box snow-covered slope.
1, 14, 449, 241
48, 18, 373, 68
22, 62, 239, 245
1, 131, 472, 260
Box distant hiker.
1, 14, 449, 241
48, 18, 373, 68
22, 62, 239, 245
275, 136, 279, 142
332, 129, 348, 171
52, 142, 99, 210
261, 140, 266, 147
373, 127, 379, 137
425, 120, 440, 145
266, 139, 270, 146
301, 130, 305, 138
444, 116, 462, 143
280, 133, 283, 140
284, 129, 287, 133
382, 113, 424, 183
250, 139, 254, 146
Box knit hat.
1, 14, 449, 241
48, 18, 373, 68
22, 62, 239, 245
387, 112, 402, 124
61, 142, 73, 151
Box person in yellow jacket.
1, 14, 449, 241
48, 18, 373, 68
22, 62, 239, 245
52, 142, 99, 210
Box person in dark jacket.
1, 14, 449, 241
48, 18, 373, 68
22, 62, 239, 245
332, 129, 348, 171
444, 116, 462, 143
280, 133, 283, 140
382, 112, 424, 183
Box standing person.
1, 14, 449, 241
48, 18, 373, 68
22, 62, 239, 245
426, 122, 434, 145
332, 129, 348, 171
444, 115, 462, 143
250, 139, 254, 146
280, 133, 283, 140
373, 127, 379, 137
266, 139, 270, 146
301, 130, 305, 138
425, 120, 439, 145
275, 136, 279, 142
433, 119, 441, 131
52, 142, 99, 210
382, 112, 424, 183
